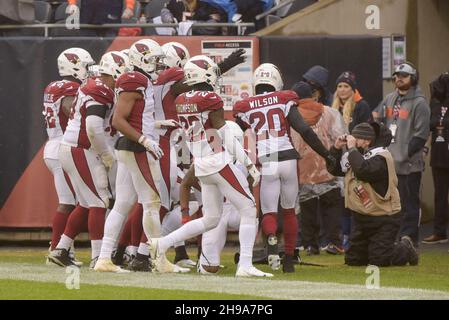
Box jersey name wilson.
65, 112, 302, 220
249, 96, 279, 109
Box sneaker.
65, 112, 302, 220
306, 246, 320, 256
176, 259, 197, 268
127, 255, 152, 272
94, 258, 130, 273
326, 243, 345, 255
282, 254, 295, 273
236, 265, 273, 277
47, 249, 77, 267
268, 254, 281, 271
422, 235, 448, 245
401, 236, 419, 266
89, 256, 98, 269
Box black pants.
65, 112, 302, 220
432, 167, 449, 237
397, 172, 422, 245
300, 188, 342, 249
345, 212, 411, 266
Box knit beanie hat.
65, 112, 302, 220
351, 123, 376, 141
336, 71, 357, 91
291, 81, 312, 99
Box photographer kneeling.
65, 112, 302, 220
328, 122, 418, 266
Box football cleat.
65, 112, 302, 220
158, 255, 190, 273
94, 258, 130, 273
89, 256, 99, 269
197, 263, 219, 275
282, 254, 295, 273
47, 249, 78, 267
236, 265, 273, 278
68, 251, 83, 267
127, 255, 152, 272
268, 254, 281, 271
176, 259, 197, 269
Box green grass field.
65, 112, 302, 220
0, 246, 448, 300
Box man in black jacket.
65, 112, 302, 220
423, 72, 449, 245
328, 122, 418, 266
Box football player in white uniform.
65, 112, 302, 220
233, 63, 336, 272
48, 51, 129, 268
147, 55, 273, 277
43, 48, 94, 264
95, 39, 190, 273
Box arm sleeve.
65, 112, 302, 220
412, 99, 431, 140
218, 123, 253, 167
235, 116, 249, 132
326, 146, 345, 177
287, 106, 329, 159
347, 149, 388, 182
86, 105, 110, 155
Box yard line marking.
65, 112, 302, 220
0, 263, 448, 300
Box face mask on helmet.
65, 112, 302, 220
129, 40, 164, 80
253, 63, 284, 92
183, 55, 221, 89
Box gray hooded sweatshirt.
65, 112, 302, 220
374, 85, 430, 175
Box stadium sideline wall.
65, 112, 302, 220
0, 35, 382, 229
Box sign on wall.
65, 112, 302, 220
201, 40, 254, 110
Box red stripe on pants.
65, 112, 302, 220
63, 170, 76, 200
70, 147, 101, 200
134, 152, 160, 197
218, 165, 252, 201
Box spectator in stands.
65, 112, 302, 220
291, 81, 346, 255
373, 62, 430, 246
331, 71, 372, 250
327, 122, 419, 266
423, 72, 449, 245
234, 0, 273, 30
302, 65, 333, 106
161, 0, 227, 35
67, 0, 135, 36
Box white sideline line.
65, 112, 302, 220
0, 263, 448, 300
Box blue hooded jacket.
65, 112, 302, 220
302, 65, 333, 106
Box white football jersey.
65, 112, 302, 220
116, 71, 157, 141
62, 77, 115, 150
176, 90, 232, 177
42, 80, 79, 159
233, 90, 298, 158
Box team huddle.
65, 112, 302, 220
43, 39, 335, 277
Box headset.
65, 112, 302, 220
393, 61, 419, 85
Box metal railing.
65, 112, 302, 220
0, 22, 255, 37
255, 0, 295, 24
